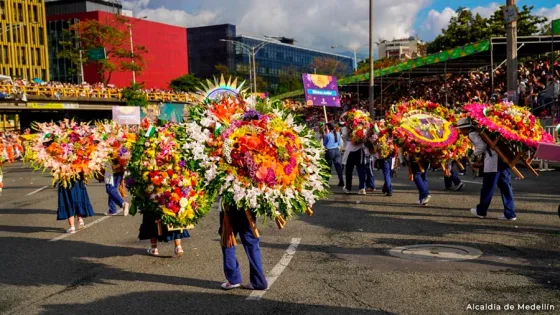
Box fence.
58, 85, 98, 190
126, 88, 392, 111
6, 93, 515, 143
0, 84, 197, 103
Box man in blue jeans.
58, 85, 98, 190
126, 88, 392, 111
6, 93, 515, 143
411, 159, 431, 205
457, 118, 516, 221
104, 161, 130, 216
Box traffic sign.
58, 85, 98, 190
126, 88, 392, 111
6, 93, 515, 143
87, 48, 106, 61
502, 5, 518, 24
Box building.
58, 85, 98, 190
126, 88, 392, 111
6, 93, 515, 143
188, 24, 236, 78
0, 0, 50, 80
46, 0, 188, 88
187, 24, 353, 90
377, 37, 424, 60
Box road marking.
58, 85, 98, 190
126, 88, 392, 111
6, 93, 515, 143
246, 237, 301, 301
49, 209, 123, 242
26, 185, 49, 196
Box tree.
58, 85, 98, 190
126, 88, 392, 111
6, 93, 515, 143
274, 66, 303, 95
169, 74, 202, 92
355, 57, 400, 74
427, 5, 548, 53
214, 64, 232, 77
309, 57, 349, 78
121, 83, 149, 107
57, 14, 148, 84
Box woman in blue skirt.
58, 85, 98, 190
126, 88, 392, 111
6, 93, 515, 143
138, 211, 189, 257
57, 174, 95, 234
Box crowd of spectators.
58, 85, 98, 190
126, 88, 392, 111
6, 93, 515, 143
0, 79, 196, 103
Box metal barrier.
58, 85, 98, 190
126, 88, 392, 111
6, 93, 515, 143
532, 125, 558, 171
0, 84, 196, 103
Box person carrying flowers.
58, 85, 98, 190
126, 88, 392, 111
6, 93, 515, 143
457, 117, 516, 221
341, 109, 372, 195
323, 122, 344, 187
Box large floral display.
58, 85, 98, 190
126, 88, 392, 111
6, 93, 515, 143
96, 121, 136, 169
369, 121, 397, 159
28, 120, 110, 187
344, 109, 373, 145
386, 100, 469, 163
463, 102, 553, 148
191, 96, 330, 229
125, 121, 215, 228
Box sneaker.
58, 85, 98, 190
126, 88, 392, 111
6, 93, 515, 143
470, 208, 485, 219
459, 172, 465, 176
337, 182, 345, 187
498, 214, 517, 221
418, 195, 431, 205
104, 211, 118, 216
358, 189, 367, 195
123, 202, 130, 217
343, 188, 350, 194
221, 282, 241, 290
454, 183, 465, 191
385, 192, 392, 197
66, 226, 76, 234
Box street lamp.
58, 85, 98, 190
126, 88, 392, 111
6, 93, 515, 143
127, 16, 148, 84
332, 44, 363, 102
220, 38, 273, 94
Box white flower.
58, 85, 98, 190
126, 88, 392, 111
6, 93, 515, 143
179, 198, 188, 208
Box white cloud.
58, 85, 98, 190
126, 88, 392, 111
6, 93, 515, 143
121, 0, 430, 54
535, 5, 560, 22
421, 8, 457, 40
471, 2, 501, 18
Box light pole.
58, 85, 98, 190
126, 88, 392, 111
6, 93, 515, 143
369, 0, 375, 118
332, 44, 362, 102
505, 0, 518, 104
220, 39, 273, 94
127, 16, 148, 84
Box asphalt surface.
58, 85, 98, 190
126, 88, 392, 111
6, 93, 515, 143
0, 162, 559, 315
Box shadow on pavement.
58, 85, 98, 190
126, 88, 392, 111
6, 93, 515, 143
38, 290, 392, 315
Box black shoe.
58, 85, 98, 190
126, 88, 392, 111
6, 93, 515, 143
386, 192, 392, 197
337, 182, 344, 187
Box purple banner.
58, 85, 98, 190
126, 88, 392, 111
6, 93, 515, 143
302, 74, 341, 107
112, 106, 141, 125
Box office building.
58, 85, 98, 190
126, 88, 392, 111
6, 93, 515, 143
378, 37, 424, 60
0, 0, 50, 80
187, 24, 353, 90
46, 0, 188, 88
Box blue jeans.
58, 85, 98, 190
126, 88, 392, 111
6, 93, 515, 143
364, 157, 375, 189
220, 210, 268, 290
444, 168, 462, 188
325, 148, 344, 184
345, 149, 366, 191
379, 158, 393, 194
411, 161, 430, 200
476, 166, 515, 219
106, 173, 124, 214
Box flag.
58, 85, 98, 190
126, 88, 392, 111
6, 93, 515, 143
145, 125, 156, 138
553, 19, 560, 35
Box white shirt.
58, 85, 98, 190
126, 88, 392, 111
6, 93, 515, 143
104, 161, 115, 186
468, 131, 498, 173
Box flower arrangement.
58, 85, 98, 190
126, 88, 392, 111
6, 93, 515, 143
190, 97, 330, 229
96, 121, 137, 169
386, 100, 469, 163
28, 120, 110, 187
463, 102, 554, 148
369, 121, 397, 159
344, 109, 373, 145
125, 120, 214, 228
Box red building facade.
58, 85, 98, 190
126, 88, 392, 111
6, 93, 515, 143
47, 11, 188, 89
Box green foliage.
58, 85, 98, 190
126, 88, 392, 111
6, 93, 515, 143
121, 83, 149, 107
427, 5, 547, 54
56, 14, 148, 84
355, 57, 400, 74
169, 74, 202, 92
273, 66, 303, 96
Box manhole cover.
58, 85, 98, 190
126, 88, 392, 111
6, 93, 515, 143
388, 244, 482, 262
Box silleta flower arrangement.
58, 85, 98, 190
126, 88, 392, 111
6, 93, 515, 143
29, 120, 110, 187
191, 97, 330, 231
386, 100, 469, 163
125, 120, 214, 228
96, 121, 136, 168
463, 102, 554, 149
345, 109, 373, 145
369, 121, 397, 159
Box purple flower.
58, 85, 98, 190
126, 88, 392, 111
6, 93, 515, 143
179, 160, 186, 168
243, 110, 261, 121
125, 177, 135, 188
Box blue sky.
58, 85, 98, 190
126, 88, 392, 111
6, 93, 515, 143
122, 0, 560, 58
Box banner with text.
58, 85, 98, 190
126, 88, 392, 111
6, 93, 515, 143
302, 74, 341, 107
112, 106, 141, 125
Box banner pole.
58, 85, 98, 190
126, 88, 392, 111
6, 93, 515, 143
323, 106, 328, 123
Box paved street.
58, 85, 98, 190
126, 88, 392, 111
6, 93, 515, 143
0, 162, 559, 315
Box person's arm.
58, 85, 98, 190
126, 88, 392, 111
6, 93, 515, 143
468, 131, 487, 156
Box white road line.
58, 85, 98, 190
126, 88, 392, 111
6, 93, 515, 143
26, 186, 49, 196
246, 237, 301, 301
48, 209, 123, 242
